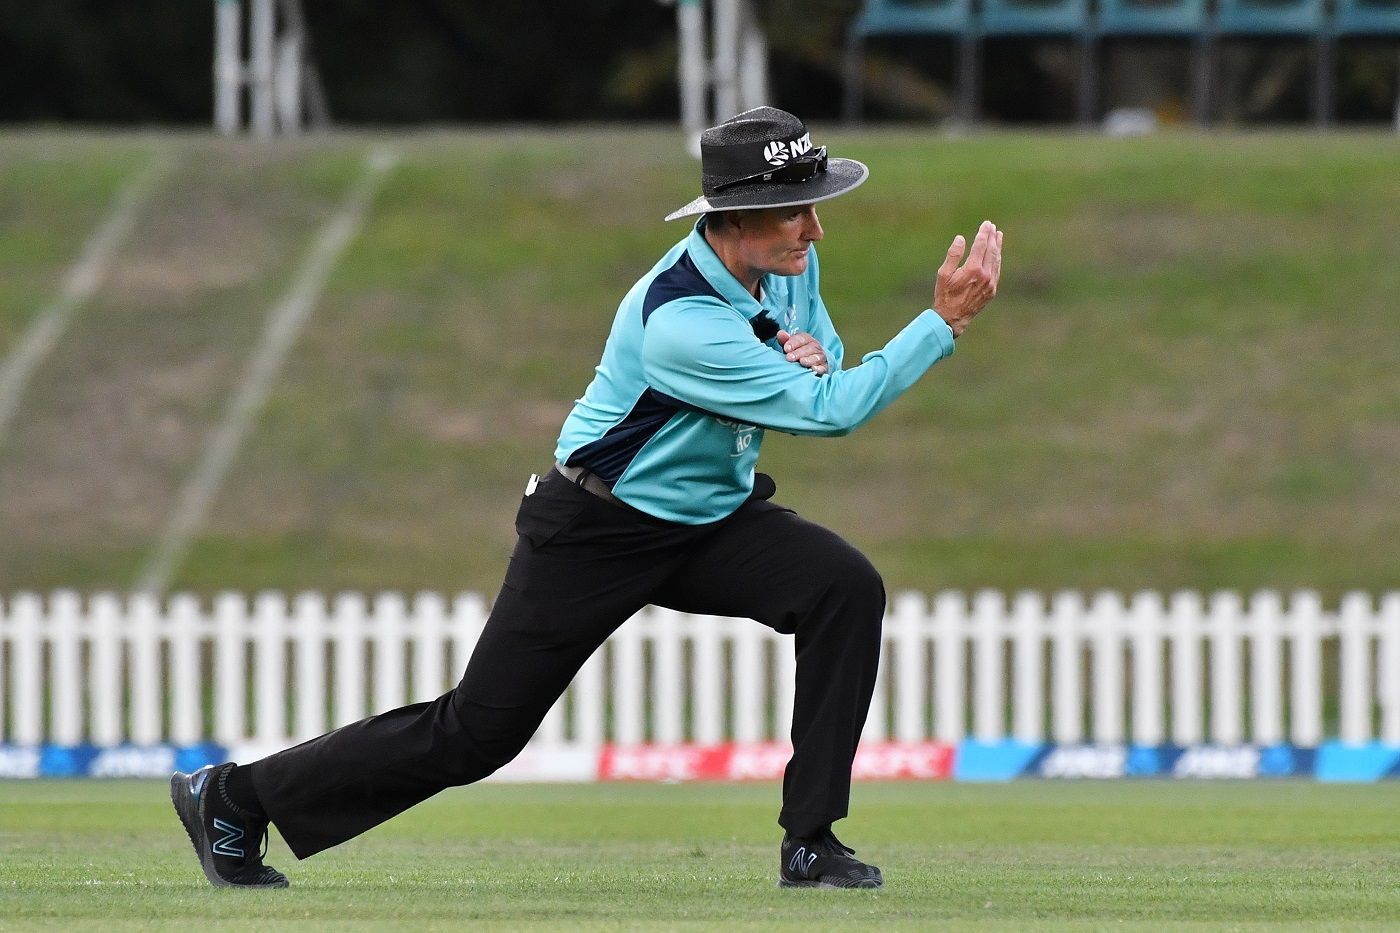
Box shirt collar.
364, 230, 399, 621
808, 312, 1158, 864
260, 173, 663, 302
687, 219, 769, 321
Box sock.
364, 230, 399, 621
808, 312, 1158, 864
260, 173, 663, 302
220, 763, 268, 821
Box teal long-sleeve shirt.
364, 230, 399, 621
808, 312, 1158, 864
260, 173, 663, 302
554, 219, 956, 524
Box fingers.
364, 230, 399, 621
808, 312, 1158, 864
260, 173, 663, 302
776, 329, 790, 346
989, 229, 1004, 290
967, 219, 995, 267
937, 235, 965, 280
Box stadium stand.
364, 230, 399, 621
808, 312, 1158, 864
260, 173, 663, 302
844, 0, 1400, 124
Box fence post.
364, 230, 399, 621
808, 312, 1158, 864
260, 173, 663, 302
1208, 591, 1243, 745
1169, 590, 1203, 745
91, 592, 124, 746
51, 590, 84, 746
1381, 592, 1400, 746
973, 590, 1006, 742
1250, 590, 1284, 746
893, 592, 928, 742
773, 627, 795, 742
294, 591, 327, 741
449, 592, 486, 682
130, 591, 163, 745
652, 608, 685, 744
13, 593, 43, 745
1290, 591, 1323, 747
1339, 591, 1373, 745
332, 592, 368, 728
214, 592, 247, 747
1130, 591, 1165, 746
169, 592, 205, 746
1051, 591, 1084, 744
411, 591, 447, 704
613, 610, 645, 744
933, 590, 967, 742
732, 616, 764, 742
1090, 591, 1125, 744
1012, 591, 1044, 744
574, 637, 606, 747
693, 614, 724, 744
373, 592, 407, 716
254, 592, 288, 746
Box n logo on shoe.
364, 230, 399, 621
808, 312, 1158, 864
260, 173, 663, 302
212, 818, 245, 858
787, 847, 817, 874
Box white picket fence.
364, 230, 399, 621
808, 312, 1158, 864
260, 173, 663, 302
1, 589, 1398, 753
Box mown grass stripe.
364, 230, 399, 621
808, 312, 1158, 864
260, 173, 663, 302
136, 147, 399, 596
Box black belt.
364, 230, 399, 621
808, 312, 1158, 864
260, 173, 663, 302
554, 462, 624, 507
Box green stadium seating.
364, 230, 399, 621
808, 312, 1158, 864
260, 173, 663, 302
1097, 0, 1209, 35
980, 0, 1091, 35
1214, 0, 1326, 34
851, 0, 974, 37
1334, 0, 1400, 35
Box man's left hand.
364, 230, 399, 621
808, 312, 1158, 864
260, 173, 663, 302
776, 329, 829, 376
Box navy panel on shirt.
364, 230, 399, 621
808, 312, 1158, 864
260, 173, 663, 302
640, 251, 724, 325
565, 388, 682, 484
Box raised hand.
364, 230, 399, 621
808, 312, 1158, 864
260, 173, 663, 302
934, 220, 1003, 339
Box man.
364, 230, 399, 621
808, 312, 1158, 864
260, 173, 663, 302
171, 106, 1002, 891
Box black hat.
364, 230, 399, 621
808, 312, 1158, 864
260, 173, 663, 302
664, 106, 868, 222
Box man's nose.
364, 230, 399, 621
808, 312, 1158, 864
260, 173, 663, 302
803, 210, 824, 241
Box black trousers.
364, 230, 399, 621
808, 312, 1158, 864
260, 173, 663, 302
252, 469, 886, 859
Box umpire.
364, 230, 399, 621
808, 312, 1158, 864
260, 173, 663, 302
172, 106, 1003, 890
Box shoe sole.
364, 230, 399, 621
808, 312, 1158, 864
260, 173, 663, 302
778, 877, 882, 889
170, 769, 289, 889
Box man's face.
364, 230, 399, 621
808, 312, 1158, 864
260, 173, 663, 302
734, 204, 824, 278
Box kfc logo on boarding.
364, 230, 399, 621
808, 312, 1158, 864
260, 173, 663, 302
763, 134, 813, 166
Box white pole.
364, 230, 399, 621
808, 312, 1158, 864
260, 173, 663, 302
1090, 591, 1124, 744
13, 594, 43, 745
712, 0, 741, 122
294, 592, 327, 740
737, 0, 769, 110
274, 30, 303, 135
893, 593, 926, 742
677, 0, 709, 157
1051, 591, 1083, 744
1249, 590, 1284, 746
1289, 591, 1323, 747
1339, 592, 1372, 745
1012, 591, 1044, 743
933, 591, 966, 742
973, 590, 1005, 742
1170, 590, 1203, 745
733, 619, 764, 742
693, 614, 724, 743
51, 591, 84, 746
169, 593, 204, 746
214, 0, 243, 135
333, 592, 367, 728
1208, 591, 1243, 746
1130, 591, 1165, 746
250, 0, 276, 137
653, 609, 685, 744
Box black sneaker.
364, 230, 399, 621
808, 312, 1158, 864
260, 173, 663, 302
170, 763, 289, 888
778, 827, 884, 889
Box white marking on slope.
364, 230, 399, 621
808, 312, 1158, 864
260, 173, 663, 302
135, 146, 399, 595
0, 155, 171, 447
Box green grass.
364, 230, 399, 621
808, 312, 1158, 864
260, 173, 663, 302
0, 129, 1396, 598
1, 780, 1398, 930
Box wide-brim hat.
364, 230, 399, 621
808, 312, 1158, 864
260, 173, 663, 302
664, 106, 868, 222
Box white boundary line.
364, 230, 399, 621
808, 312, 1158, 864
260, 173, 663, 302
135, 147, 399, 596
0, 154, 171, 448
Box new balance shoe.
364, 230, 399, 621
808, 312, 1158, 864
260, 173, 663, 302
170, 763, 289, 888
778, 827, 883, 889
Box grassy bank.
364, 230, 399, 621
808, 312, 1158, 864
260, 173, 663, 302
0, 129, 1395, 598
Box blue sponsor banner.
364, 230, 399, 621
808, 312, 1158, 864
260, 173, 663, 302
953, 741, 1045, 781
1316, 741, 1400, 782
953, 742, 1333, 780
0, 744, 227, 778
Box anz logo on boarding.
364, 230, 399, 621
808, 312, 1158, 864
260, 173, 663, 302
715, 417, 759, 457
